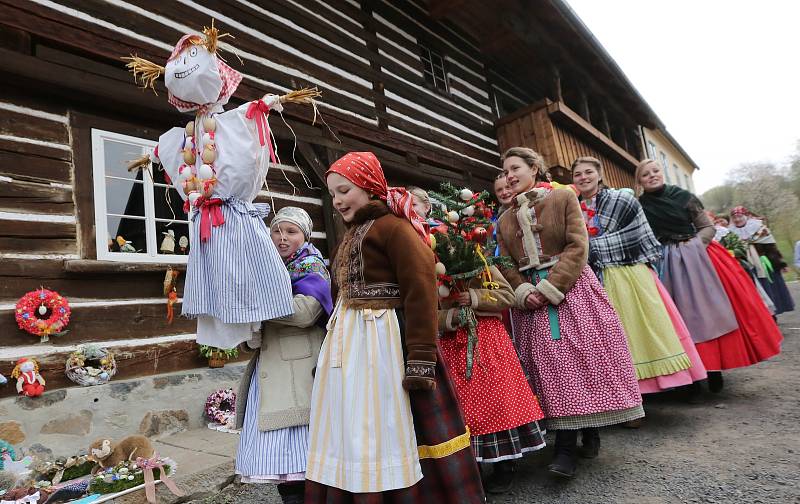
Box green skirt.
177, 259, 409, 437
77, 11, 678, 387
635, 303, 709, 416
603, 264, 691, 380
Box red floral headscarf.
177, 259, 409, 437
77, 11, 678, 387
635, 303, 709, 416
327, 152, 429, 245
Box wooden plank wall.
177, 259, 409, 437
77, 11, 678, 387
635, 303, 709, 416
0, 88, 327, 398
0, 0, 529, 396
496, 102, 635, 188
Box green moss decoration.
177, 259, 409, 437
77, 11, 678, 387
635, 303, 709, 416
60, 460, 95, 482
87, 465, 170, 495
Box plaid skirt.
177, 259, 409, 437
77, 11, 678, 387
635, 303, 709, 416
305, 355, 485, 504
472, 420, 546, 463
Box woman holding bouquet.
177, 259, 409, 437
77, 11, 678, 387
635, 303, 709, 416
431, 185, 545, 494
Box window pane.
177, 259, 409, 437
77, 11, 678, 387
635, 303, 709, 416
154, 185, 189, 220
106, 216, 148, 254
156, 221, 190, 255
104, 140, 145, 179
105, 177, 145, 217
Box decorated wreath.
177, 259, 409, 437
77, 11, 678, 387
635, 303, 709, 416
205, 388, 236, 426
65, 346, 117, 387
15, 289, 71, 343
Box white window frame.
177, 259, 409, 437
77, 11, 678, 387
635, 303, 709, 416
91, 128, 189, 264
673, 164, 682, 188
660, 151, 671, 184
647, 140, 657, 159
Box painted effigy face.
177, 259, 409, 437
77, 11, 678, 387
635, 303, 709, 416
164, 44, 223, 106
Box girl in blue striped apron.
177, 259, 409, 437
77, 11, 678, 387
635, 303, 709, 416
235, 207, 333, 504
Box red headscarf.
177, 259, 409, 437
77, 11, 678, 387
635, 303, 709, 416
327, 152, 429, 245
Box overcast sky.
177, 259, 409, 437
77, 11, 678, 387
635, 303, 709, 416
566, 0, 800, 193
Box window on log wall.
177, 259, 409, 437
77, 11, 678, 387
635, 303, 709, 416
419, 44, 449, 93
91, 129, 190, 263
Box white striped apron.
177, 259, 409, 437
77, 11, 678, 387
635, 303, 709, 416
306, 301, 422, 493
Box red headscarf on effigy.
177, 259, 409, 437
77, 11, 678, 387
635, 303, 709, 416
327, 152, 430, 245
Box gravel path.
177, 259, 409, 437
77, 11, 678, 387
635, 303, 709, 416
197, 283, 800, 504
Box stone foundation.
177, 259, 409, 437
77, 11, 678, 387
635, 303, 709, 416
0, 363, 246, 458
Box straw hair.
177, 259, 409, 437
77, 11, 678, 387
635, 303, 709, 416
279, 87, 322, 104
126, 154, 152, 172
634, 158, 660, 196
122, 55, 165, 94
200, 19, 233, 54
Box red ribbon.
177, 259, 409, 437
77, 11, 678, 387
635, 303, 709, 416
245, 99, 277, 164
198, 198, 225, 242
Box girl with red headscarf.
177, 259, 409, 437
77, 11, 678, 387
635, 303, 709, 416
304, 152, 484, 503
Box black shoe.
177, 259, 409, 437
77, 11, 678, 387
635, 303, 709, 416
485, 460, 516, 494
708, 371, 724, 393
548, 430, 577, 478
277, 482, 305, 504
684, 382, 704, 404
579, 428, 600, 459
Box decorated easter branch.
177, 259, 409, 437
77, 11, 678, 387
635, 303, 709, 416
428, 182, 513, 379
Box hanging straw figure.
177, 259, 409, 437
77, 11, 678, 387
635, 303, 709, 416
121, 20, 322, 349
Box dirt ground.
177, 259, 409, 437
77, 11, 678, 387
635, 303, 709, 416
197, 283, 800, 504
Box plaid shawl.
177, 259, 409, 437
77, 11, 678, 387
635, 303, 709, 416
586, 188, 662, 269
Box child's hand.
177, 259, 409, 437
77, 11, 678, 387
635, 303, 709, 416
456, 292, 471, 306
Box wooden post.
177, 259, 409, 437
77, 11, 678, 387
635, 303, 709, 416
297, 142, 344, 256
360, 0, 388, 130
551, 65, 563, 103
578, 90, 590, 122
600, 107, 611, 138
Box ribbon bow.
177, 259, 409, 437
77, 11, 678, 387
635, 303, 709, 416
135, 456, 185, 504
245, 99, 277, 164
197, 198, 225, 242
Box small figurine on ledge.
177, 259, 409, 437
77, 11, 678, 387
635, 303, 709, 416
160, 229, 176, 254
11, 358, 45, 397
116, 235, 137, 253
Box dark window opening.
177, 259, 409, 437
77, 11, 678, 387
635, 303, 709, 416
419, 45, 449, 93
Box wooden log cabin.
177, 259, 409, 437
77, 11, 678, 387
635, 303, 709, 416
0, 0, 688, 401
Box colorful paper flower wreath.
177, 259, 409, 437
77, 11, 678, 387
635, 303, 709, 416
15, 289, 71, 343
205, 388, 236, 426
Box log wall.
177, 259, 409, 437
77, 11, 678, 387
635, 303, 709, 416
0, 0, 517, 396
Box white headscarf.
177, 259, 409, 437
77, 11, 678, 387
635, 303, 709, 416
270, 206, 313, 240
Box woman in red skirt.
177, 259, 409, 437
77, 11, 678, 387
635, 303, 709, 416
438, 265, 545, 494
636, 159, 782, 392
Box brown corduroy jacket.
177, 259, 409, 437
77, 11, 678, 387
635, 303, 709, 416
331, 201, 438, 369
496, 187, 589, 307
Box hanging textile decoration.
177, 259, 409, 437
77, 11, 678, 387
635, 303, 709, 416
15, 289, 71, 343
163, 268, 180, 324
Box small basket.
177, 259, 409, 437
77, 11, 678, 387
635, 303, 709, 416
208, 351, 227, 368
65, 345, 117, 387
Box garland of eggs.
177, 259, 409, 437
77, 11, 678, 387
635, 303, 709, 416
177, 117, 218, 206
